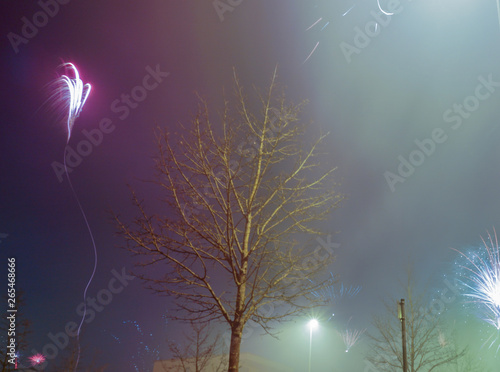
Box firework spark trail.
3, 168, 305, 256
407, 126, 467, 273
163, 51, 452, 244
342, 4, 355, 17
452, 230, 500, 331
310, 273, 361, 303
55, 63, 95, 372
306, 17, 323, 31
303, 42, 319, 64
57, 63, 91, 142
342, 328, 366, 352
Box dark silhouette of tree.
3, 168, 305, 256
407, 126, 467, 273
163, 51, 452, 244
115, 69, 343, 372
162, 321, 226, 372
1, 290, 31, 372
366, 275, 466, 372
48, 337, 108, 372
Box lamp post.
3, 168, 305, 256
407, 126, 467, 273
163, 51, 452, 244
397, 299, 408, 372
308, 319, 318, 372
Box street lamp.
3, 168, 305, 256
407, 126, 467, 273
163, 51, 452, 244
398, 299, 408, 372
308, 319, 319, 372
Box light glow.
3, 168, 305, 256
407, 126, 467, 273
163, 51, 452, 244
56, 62, 91, 142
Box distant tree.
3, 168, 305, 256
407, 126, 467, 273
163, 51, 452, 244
48, 338, 108, 372
0, 290, 31, 372
162, 322, 226, 372
114, 69, 343, 372
366, 275, 466, 372
445, 349, 489, 372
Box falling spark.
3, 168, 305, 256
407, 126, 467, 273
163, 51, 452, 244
306, 17, 323, 31
303, 41, 319, 64
342, 4, 355, 17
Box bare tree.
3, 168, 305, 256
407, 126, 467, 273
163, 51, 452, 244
115, 69, 343, 372
366, 276, 466, 372
1, 291, 31, 372
48, 337, 108, 372
162, 322, 226, 372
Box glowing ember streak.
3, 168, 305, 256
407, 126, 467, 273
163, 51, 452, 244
29, 353, 46, 366
303, 41, 319, 64
342, 4, 355, 17
57, 62, 91, 142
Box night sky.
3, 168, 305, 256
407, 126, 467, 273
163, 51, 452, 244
2, 1, 500, 371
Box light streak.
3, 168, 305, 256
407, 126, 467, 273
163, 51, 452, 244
56, 63, 91, 142
303, 41, 319, 64
376, 0, 394, 16
54, 62, 96, 372
343, 4, 355, 17
306, 17, 323, 31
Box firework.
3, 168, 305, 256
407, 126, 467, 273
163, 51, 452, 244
310, 273, 361, 303
55, 63, 91, 142
342, 328, 366, 352
303, 0, 395, 64
52, 62, 96, 372
453, 230, 500, 330
29, 353, 46, 366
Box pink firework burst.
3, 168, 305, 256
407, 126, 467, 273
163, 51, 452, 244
29, 353, 46, 366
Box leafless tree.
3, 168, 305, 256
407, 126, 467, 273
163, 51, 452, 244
1, 291, 31, 372
115, 69, 343, 371
48, 337, 108, 372
162, 322, 226, 372
366, 276, 466, 372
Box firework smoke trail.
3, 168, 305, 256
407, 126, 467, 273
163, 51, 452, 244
55, 63, 95, 371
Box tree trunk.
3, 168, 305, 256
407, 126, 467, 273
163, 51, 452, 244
228, 323, 243, 372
